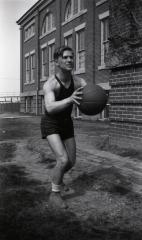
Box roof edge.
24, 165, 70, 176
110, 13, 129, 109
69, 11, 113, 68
16, 0, 45, 25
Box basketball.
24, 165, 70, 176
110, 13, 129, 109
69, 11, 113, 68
79, 84, 108, 115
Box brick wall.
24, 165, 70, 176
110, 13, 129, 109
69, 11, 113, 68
109, 64, 142, 150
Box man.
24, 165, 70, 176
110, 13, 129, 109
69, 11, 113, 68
41, 46, 86, 209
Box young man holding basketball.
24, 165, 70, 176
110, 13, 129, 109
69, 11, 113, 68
41, 46, 86, 209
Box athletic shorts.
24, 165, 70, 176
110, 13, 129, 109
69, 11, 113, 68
40, 115, 74, 140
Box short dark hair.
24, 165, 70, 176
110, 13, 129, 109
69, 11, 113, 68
54, 45, 74, 61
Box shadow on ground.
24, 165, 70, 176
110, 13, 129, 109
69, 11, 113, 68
0, 163, 142, 240
0, 117, 142, 239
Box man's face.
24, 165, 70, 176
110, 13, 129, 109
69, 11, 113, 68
57, 50, 74, 71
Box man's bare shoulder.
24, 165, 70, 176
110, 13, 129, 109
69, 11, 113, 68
73, 75, 87, 88
43, 75, 59, 93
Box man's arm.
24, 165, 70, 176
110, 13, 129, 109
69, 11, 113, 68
43, 78, 83, 115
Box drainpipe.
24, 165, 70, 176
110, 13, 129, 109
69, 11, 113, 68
59, 0, 62, 46
36, 88, 38, 115
20, 26, 23, 94
36, 9, 40, 116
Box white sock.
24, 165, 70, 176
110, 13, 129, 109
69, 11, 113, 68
51, 182, 61, 192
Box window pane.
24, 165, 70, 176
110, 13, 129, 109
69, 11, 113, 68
47, 14, 51, 31
44, 64, 48, 76
51, 44, 55, 61
42, 48, 47, 78
31, 54, 36, 69
26, 57, 30, 82
42, 19, 46, 34
76, 29, 85, 70
78, 30, 85, 51
26, 57, 30, 70
42, 13, 54, 34
52, 15, 55, 28
65, 35, 73, 48
101, 17, 109, 65
80, 0, 84, 10
65, 1, 71, 20
42, 48, 47, 64
73, 0, 78, 14
103, 18, 109, 41
79, 51, 85, 69
33, 24, 35, 34
49, 44, 55, 76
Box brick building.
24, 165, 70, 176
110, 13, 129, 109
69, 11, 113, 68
17, 0, 110, 119
108, 0, 142, 150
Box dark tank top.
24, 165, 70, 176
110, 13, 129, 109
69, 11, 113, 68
45, 75, 74, 121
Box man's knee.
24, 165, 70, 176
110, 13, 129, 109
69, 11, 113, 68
56, 152, 69, 169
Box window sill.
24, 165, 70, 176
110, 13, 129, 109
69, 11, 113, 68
96, 0, 108, 7
74, 69, 85, 74
39, 28, 56, 39
24, 81, 35, 85
62, 9, 87, 26
98, 65, 107, 70
40, 77, 47, 82
24, 34, 35, 42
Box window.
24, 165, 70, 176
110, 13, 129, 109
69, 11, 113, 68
25, 51, 36, 84
24, 21, 35, 41
48, 41, 55, 76
76, 27, 85, 72
64, 30, 73, 48
41, 45, 48, 80
25, 97, 28, 112
29, 96, 34, 113
42, 12, 55, 35
30, 52, 36, 82
64, 35, 73, 48
99, 11, 109, 68
65, 0, 85, 21
25, 55, 30, 83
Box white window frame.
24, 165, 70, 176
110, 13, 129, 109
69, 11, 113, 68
64, 29, 73, 47
98, 11, 109, 70
48, 39, 55, 76
25, 53, 30, 83
25, 97, 28, 113
41, 43, 48, 81
64, 0, 86, 23
30, 50, 36, 83
29, 96, 34, 113
75, 23, 86, 74
41, 12, 55, 36
96, 0, 108, 7
24, 19, 35, 41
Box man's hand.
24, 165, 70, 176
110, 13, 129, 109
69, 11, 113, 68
70, 87, 84, 105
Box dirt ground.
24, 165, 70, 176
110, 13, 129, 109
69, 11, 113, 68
0, 113, 142, 240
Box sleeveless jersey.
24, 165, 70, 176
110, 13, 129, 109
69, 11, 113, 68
44, 75, 74, 121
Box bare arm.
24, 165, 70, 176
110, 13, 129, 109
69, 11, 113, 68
43, 78, 83, 115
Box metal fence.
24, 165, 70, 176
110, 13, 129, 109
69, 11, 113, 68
0, 96, 20, 113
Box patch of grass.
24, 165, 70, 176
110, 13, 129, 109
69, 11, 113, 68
70, 166, 132, 197
97, 137, 142, 160
0, 142, 16, 161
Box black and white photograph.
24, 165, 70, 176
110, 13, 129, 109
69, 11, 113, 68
0, 0, 142, 239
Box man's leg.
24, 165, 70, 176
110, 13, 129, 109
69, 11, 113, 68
61, 137, 76, 192
47, 134, 69, 208
63, 137, 76, 172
